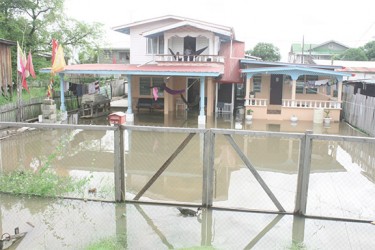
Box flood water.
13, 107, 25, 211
1, 111, 375, 249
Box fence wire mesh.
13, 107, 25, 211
1, 122, 375, 249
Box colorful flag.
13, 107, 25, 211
17, 42, 29, 92
51, 39, 59, 65
51, 44, 66, 74
26, 51, 36, 78
17, 42, 26, 74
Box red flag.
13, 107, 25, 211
26, 51, 36, 78
17, 42, 29, 92
51, 39, 59, 65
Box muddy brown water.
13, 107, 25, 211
1, 112, 375, 249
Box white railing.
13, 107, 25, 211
245, 98, 268, 106
155, 54, 225, 63
282, 99, 341, 109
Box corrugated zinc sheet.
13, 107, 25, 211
0, 42, 13, 96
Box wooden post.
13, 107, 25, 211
294, 130, 313, 215
114, 125, 125, 202
202, 130, 214, 207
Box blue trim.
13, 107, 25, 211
240, 59, 342, 70
241, 66, 351, 78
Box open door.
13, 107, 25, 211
270, 74, 283, 105
187, 78, 200, 110
184, 37, 196, 61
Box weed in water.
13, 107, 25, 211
84, 236, 126, 250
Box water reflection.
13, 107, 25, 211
1, 113, 374, 218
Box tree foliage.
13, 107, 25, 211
247, 42, 281, 62
333, 48, 368, 61
362, 41, 375, 61
0, 0, 104, 79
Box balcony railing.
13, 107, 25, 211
245, 98, 268, 106
155, 54, 224, 63
282, 99, 341, 109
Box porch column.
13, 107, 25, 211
337, 76, 343, 108
290, 74, 299, 107
126, 74, 134, 123
59, 73, 66, 112
198, 76, 206, 125
245, 73, 252, 106
206, 77, 214, 116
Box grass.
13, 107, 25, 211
0, 131, 91, 197
84, 236, 126, 250
0, 169, 88, 197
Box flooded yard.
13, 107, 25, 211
1, 111, 375, 249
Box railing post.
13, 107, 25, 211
294, 130, 313, 215
202, 130, 215, 208
114, 125, 125, 202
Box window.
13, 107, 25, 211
252, 75, 261, 93
139, 77, 165, 97
140, 77, 151, 95
296, 75, 319, 94
119, 52, 129, 61
296, 82, 304, 93
147, 35, 164, 54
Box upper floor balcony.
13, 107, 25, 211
154, 53, 225, 63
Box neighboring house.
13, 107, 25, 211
0, 38, 16, 97
98, 47, 130, 64
313, 59, 375, 81
241, 60, 351, 122
288, 40, 349, 64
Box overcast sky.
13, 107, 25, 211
65, 0, 375, 61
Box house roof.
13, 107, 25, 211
290, 40, 349, 55
141, 20, 233, 39
113, 15, 234, 38
241, 66, 352, 80
40, 63, 224, 77
0, 38, 16, 46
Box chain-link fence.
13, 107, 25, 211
1, 122, 375, 249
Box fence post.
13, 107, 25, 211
114, 125, 125, 202
294, 130, 313, 215
202, 130, 214, 208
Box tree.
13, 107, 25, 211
248, 42, 281, 62
333, 48, 368, 61
362, 41, 375, 61
0, 0, 104, 79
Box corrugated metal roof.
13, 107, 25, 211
41, 63, 224, 77
337, 67, 375, 73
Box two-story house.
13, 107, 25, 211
43, 16, 351, 125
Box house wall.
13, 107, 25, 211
0, 43, 13, 94
129, 20, 225, 64
129, 19, 177, 64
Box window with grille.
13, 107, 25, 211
139, 77, 165, 97
253, 75, 261, 93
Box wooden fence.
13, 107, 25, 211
0, 80, 126, 122
0, 96, 79, 122
342, 85, 375, 136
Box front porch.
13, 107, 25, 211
246, 98, 341, 121
241, 62, 352, 122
